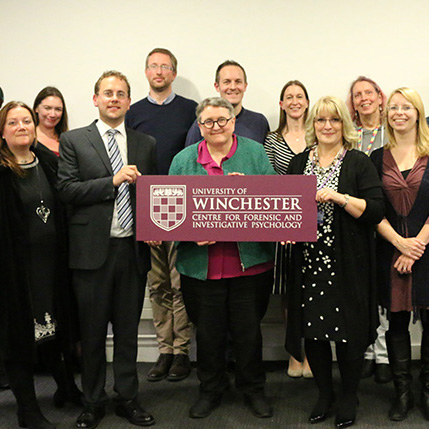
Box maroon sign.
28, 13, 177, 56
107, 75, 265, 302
136, 175, 317, 242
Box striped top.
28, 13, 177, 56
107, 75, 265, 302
264, 131, 297, 175
263, 131, 301, 294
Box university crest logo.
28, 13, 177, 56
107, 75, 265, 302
150, 185, 186, 231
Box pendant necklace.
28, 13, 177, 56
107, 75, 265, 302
21, 157, 51, 223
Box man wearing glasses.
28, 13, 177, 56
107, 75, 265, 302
185, 60, 269, 146
58, 71, 157, 428
126, 48, 196, 384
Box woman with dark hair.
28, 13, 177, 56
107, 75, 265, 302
264, 80, 312, 378
33, 87, 69, 156
347, 76, 391, 383
371, 87, 429, 422
0, 101, 79, 429
287, 96, 384, 428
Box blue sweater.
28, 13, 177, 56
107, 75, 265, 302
126, 95, 197, 175
185, 107, 269, 147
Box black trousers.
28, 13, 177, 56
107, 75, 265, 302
181, 269, 273, 398
73, 237, 146, 406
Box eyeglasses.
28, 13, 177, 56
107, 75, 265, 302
387, 105, 415, 113
147, 64, 174, 72
199, 117, 233, 129
101, 90, 128, 100
314, 117, 342, 126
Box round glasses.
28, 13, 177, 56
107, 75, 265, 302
199, 117, 233, 129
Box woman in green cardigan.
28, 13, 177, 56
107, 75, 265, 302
169, 97, 275, 420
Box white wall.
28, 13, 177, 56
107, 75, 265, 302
3, 0, 426, 360
2, 0, 429, 130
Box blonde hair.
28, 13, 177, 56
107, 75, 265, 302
305, 96, 358, 150
385, 87, 429, 157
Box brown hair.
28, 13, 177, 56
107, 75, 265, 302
145, 48, 178, 73
94, 70, 131, 97
275, 80, 310, 135
33, 86, 69, 136
0, 101, 37, 176
215, 60, 247, 84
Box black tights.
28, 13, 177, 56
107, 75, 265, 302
305, 339, 363, 419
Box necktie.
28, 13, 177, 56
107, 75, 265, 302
107, 129, 133, 230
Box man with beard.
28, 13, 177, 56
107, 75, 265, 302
126, 48, 196, 383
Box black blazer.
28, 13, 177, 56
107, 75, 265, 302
57, 120, 156, 272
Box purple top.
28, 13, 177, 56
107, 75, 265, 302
197, 135, 273, 279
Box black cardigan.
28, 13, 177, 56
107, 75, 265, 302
0, 145, 77, 362
285, 149, 385, 361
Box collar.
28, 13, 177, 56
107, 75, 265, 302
147, 92, 176, 105
197, 134, 238, 167
96, 119, 126, 138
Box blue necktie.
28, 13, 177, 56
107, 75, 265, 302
107, 129, 133, 230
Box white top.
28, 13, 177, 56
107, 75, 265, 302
96, 119, 132, 238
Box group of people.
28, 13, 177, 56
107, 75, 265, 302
1, 47, 429, 429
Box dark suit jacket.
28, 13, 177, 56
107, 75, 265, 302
57, 120, 156, 273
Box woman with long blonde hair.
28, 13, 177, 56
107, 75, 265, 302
371, 87, 429, 422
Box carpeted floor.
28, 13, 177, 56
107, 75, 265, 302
0, 361, 428, 428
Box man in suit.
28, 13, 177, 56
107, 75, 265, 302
58, 71, 156, 428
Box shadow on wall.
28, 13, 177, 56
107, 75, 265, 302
174, 76, 201, 104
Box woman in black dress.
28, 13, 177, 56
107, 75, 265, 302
0, 101, 79, 429
286, 96, 384, 428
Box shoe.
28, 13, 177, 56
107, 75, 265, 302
335, 396, 358, 428
375, 363, 392, 384
244, 394, 273, 418
308, 394, 335, 424
75, 406, 105, 429
360, 359, 376, 379
303, 368, 314, 379
115, 399, 155, 426
167, 354, 191, 382
287, 358, 303, 378
335, 416, 355, 428
189, 397, 221, 418
146, 354, 173, 382
309, 410, 330, 424
53, 385, 83, 408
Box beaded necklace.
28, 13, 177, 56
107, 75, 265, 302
357, 126, 383, 155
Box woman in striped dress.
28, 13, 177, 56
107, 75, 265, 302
264, 80, 312, 378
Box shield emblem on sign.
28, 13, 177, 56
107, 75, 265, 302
150, 185, 186, 231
